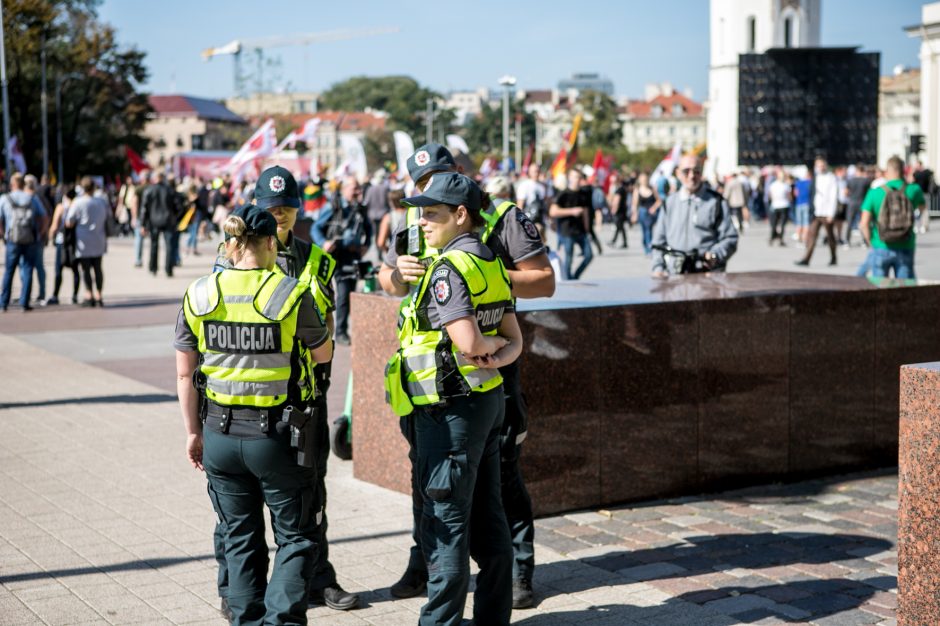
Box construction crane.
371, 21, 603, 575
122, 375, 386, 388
202, 26, 399, 97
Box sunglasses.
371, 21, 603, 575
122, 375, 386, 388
679, 168, 702, 175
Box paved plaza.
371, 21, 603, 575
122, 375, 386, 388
0, 220, 919, 625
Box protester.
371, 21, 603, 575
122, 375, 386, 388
363, 168, 390, 256
767, 168, 792, 246
651, 154, 738, 276
858, 155, 924, 279
67, 176, 109, 307
845, 165, 874, 246
549, 169, 593, 280
606, 170, 632, 248
0, 172, 47, 312
631, 171, 661, 255
796, 156, 839, 267
23, 174, 50, 305
46, 187, 81, 305
515, 163, 547, 237
140, 171, 179, 277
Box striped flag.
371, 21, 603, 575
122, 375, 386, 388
549, 113, 582, 180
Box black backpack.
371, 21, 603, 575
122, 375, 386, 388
6, 194, 36, 245
877, 184, 915, 244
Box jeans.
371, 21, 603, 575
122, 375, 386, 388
334, 276, 356, 337
186, 214, 202, 251
19, 242, 46, 300
638, 209, 655, 254
557, 233, 593, 280
149, 229, 175, 276
133, 224, 145, 265
2, 242, 35, 308
869, 247, 915, 279
795, 203, 810, 227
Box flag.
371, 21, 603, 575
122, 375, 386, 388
591, 149, 615, 193
334, 134, 367, 180
549, 113, 582, 180
651, 142, 682, 183
521, 143, 534, 173
223, 119, 277, 177
125, 145, 149, 175
445, 134, 470, 156
275, 118, 321, 152
7, 136, 26, 174
393, 131, 415, 179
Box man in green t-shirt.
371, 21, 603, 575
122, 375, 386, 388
859, 155, 924, 279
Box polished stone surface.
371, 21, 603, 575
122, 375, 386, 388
898, 362, 940, 626
351, 273, 940, 517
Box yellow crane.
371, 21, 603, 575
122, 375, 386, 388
202, 26, 399, 97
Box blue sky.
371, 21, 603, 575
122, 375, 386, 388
98, 0, 926, 102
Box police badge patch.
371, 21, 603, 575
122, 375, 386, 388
432, 276, 451, 305
414, 150, 430, 167
269, 175, 286, 193
517, 211, 539, 240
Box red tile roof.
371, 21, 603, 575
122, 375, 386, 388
275, 111, 387, 132
625, 93, 703, 118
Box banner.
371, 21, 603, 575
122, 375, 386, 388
275, 118, 321, 152
651, 142, 682, 183
393, 131, 415, 179
7, 136, 26, 174
445, 134, 470, 156
334, 134, 368, 180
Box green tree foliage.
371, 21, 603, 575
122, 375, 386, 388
462, 98, 536, 161
3, 0, 150, 181
319, 76, 441, 139
577, 89, 622, 154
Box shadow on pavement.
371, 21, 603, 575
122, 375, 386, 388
0, 392, 178, 409
514, 577, 888, 624
0, 554, 214, 584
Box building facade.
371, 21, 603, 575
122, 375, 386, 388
557, 73, 615, 97
878, 69, 920, 167
707, 0, 821, 176
224, 92, 320, 118
144, 95, 246, 169
906, 2, 940, 169
620, 84, 705, 153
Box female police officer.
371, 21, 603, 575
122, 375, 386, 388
385, 172, 522, 626
175, 206, 332, 625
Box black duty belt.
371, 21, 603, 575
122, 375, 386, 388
205, 400, 284, 434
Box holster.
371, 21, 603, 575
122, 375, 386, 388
281, 404, 318, 467
192, 370, 208, 424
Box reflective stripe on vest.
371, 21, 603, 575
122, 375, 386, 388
296, 244, 336, 314
184, 269, 312, 408
480, 200, 516, 244
390, 248, 512, 407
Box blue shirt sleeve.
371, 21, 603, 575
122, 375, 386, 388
311, 205, 333, 246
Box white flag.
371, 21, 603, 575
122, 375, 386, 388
7, 136, 26, 174
335, 134, 367, 180
446, 134, 470, 156
274, 118, 322, 152
651, 142, 682, 183
224, 119, 277, 174
393, 131, 415, 179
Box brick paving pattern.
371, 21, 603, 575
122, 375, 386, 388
0, 233, 902, 625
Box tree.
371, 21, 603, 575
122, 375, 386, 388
577, 89, 623, 154
319, 76, 440, 139
462, 99, 536, 163
3, 0, 151, 181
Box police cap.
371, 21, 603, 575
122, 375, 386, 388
403, 172, 482, 212
407, 143, 456, 183
254, 165, 300, 210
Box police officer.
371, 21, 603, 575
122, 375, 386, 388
175, 206, 333, 625
384, 172, 522, 626
378, 144, 554, 609
651, 154, 739, 276
210, 167, 359, 612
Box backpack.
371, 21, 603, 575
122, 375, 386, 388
145, 184, 174, 230
6, 194, 36, 245
877, 184, 914, 244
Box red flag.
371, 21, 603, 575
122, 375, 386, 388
592, 149, 615, 193
125, 145, 149, 174
521, 143, 534, 172
550, 113, 583, 180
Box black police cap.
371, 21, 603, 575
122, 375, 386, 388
254, 165, 300, 210
407, 143, 456, 183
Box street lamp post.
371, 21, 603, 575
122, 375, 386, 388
426, 97, 434, 145
498, 75, 516, 172
0, 1, 12, 177
41, 33, 48, 177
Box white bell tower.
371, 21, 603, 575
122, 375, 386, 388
706, 0, 821, 177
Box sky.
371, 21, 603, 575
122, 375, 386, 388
98, 0, 927, 102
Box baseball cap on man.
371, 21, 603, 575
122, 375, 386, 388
253, 165, 300, 210
407, 143, 456, 183
403, 172, 482, 212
